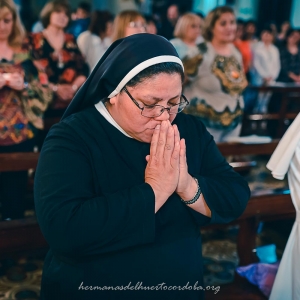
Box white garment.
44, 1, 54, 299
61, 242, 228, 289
94, 101, 132, 138
250, 41, 281, 86
267, 113, 300, 300
77, 31, 111, 73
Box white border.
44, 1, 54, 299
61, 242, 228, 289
108, 55, 184, 98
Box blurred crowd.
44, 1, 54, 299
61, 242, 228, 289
0, 0, 300, 220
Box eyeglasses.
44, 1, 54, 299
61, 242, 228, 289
128, 21, 146, 30
123, 87, 189, 118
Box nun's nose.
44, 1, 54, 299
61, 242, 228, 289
153, 109, 171, 121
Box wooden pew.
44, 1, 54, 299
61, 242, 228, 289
0, 152, 40, 172
0, 152, 48, 254
245, 84, 300, 137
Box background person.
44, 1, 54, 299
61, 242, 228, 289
172, 7, 247, 142
277, 28, 300, 83
111, 10, 146, 42
29, 0, 89, 118
250, 26, 280, 113
159, 3, 180, 40
67, 1, 91, 39
0, 0, 52, 220
77, 10, 113, 72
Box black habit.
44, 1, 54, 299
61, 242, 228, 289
34, 33, 250, 300
35, 106, 250, 300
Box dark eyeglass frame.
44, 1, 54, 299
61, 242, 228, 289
122, 86, 189, 118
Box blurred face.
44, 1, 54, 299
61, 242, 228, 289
261, 31, 273, 44
245, 23, 256, 34
105, 21, 113, 37
287, 31, 300, 45
146, 21, 157, 35
236, 23, 244, 39
185, 20, 201, 41
124, 18, 146, 37
107, 73, 182, 143
49, 9, 69, 29
212, 13, 237, 43
0, 9, 13, 42
76, 8, 88, 19
167, 5, 179, 22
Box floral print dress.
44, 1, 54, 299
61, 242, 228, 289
28, 32, 89, 110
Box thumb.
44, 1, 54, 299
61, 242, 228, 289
145, 155, 150, 162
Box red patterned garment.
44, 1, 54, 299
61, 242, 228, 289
28, 32, 89, 110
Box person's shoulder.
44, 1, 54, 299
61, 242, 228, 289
230, 43, 243, 60
170, 38, 182, 45
77, 30, 90, 41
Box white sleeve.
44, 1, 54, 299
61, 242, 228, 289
272, 47, 281, 80
253, 49, 269, 79
77, 33, 87, 58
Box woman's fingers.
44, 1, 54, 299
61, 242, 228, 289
179, 138, 187, 168
171, 140, 180, 169
163, 125, 175, 160
156, 120, 170, 158
173, 124, 180, 146
149, 124, 161, 157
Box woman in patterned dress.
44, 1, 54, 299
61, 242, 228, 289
0, 0, 52, 220
171, 7, 247, 142
28, 0, 89, 118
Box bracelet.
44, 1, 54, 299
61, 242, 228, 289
180, 177, 202, 205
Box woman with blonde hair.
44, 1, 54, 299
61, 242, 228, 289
111, 10, 146, 42
0, 0, 52, 220
171, 7, 247, 142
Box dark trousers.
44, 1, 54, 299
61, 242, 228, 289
0, 139, 35, 220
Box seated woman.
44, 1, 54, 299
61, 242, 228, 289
28, 0, 89, 118
0, 0, 52, 220
34, 33, 250, 300
171, 7, 248, 143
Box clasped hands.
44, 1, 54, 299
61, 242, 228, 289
145, 120, 198, 213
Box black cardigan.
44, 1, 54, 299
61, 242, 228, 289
34, 106, 250, 300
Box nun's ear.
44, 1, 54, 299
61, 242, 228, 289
109, 95, 118, 105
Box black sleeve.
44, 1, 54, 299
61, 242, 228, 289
34, 123, 155, 259
278, 50, 290, 82
187, 119, 251, 225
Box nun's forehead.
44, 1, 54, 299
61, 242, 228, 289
108, 56, 183, 98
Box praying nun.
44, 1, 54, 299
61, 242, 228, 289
34, 33, 250, 300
